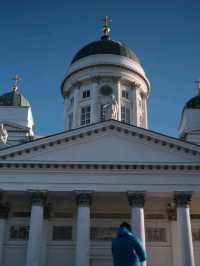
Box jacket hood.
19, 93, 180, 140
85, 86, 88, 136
117, 226, 131, 237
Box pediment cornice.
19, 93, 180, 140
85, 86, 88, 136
0, 120, 200, 160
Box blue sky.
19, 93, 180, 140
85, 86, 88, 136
0, 0, 199, 137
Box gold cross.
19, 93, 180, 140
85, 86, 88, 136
102, 16, 112, 36
12, 75, 21, 92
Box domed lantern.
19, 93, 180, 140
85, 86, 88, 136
61, 17, 150, 131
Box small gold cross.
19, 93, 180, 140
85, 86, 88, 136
102, 16, 112, 36
12, 75, 21, 92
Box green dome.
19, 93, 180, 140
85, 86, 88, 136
184, 95, 200, 109
0, 90, 30, 107
71, 38, 140, 64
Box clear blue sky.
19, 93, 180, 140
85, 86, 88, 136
0, 0, 199, 137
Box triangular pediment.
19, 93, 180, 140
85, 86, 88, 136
0, 120, 200, 163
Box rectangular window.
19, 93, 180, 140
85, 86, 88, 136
82, 89, 90, 99
9, 225, 29, 240
68, 113, 73, 130
52, 226, 72, 241
122, 90, 129, 99
90, 227, 117, 241
146, 227, 166, 242
81, 106, 91, 125
121, 106, 130, 124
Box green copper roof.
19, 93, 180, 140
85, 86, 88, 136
0, 91, 30, 107
71, 38, 140, 64
184, 95, 200, 109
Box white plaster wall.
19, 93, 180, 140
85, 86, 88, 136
147, 247, 172, 266
0, 106, 34, 130
47, 246, 75, 266
4, 246, 27, 266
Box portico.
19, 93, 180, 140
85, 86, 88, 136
0, 187, 199, 266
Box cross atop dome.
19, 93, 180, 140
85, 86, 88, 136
101, 16, 112, 40
12, 74, 21, 93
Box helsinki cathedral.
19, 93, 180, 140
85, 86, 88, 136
0, 17, 200, 266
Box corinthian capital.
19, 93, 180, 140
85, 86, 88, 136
127, 191, 146, 208
75, 191, 93, 206
29, 190, 48, 205
174, 192, 193, 207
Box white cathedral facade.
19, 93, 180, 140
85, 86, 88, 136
0, 20, 200, 266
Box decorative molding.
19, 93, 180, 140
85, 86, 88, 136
75, 191, 92, 206
174, 191, 193, 207
0, 162, 199, 172
127, 191, 145, 207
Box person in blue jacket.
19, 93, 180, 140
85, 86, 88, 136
112, 221, 147, 266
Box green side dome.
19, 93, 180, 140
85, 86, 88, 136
71, 38, 140, 64
0, 90, 30, 107
184, 95, 200, 109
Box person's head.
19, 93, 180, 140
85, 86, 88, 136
120, 221, 132, 232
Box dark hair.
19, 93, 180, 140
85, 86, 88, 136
120, 221, 132, 232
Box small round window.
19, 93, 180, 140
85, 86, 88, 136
100, 85, 113, 96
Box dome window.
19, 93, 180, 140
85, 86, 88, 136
81, 106, 91, 125
121, 106, 130, 124
100, 85, 113, 96
82, 89, 90, 99
122, 90, 129, 99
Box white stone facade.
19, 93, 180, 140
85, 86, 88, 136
0, 120, 199, 266
0, 29, 199, 266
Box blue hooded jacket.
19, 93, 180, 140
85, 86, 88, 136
112, 227, 147, 266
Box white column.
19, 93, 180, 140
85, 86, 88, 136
128, 191, 146, 266
26, 191, 47, 266
91, 79, 98, 124
174, 192, 195, 266
117, 78, 121, 121
40, 204, 51, 266
0, 202, 9, 265
167, 205, 182, 266
75, 192, 92, 266
73, 86, 80, 129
